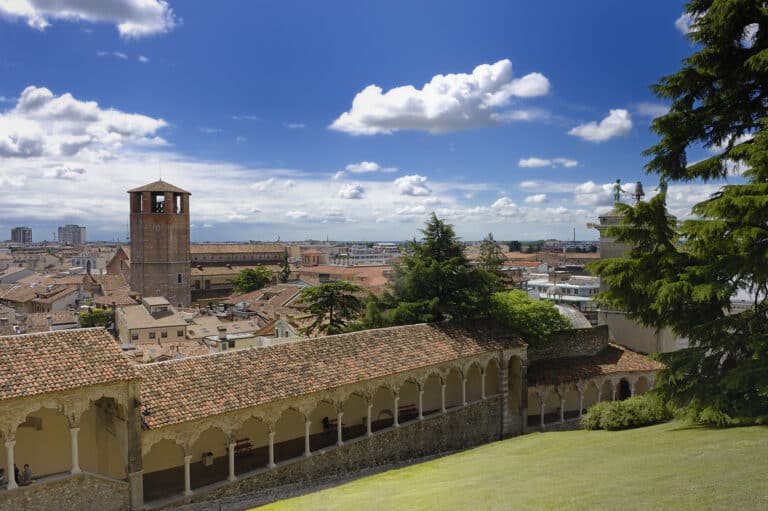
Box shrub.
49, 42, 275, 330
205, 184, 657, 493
582, 393, 672, 431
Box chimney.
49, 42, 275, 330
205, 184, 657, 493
47, 314, 53, 331
217, 326, 227, 340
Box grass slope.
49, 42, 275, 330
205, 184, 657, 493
257, 422, 768, 511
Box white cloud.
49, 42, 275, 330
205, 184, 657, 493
0, 85, 167, 158
331, 171, 345, 181
491, 197, 519, 217
743, 23, 759, 48
710, 133, 754, 153
345, 161, 397, 174
113, 51, 128, 60
286, 210, 308, 220
0, 0, 178, 38
235, 136, 246, 143
330, 59, 550, 135
198, 126, 221, 134
284, 123, 305, 129
396, 205, 427, 216
251, 178, 294, 192
395, 174, 431, 196
675, 13, 696, 34
518, 157, 578, 168
635, 102, 669, 118
573, 180, 617, 207
232, 115, 259, 121
568, 109, 633, 142
524, 194, 547, 204
490, 109, 550, 123
137, 55, 150, 63
338, 183, 365, 199
45, 165, 86, 180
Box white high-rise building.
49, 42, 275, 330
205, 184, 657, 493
58, 224, 87, 245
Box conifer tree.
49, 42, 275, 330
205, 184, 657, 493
591, 0, 768, 423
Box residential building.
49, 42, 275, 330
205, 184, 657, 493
115, 296, 189, 344
58, 224, 87, 245
10, 227, 32, 244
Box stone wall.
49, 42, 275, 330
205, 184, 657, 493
527, 325, 609, 362
164, 397, 502, 509
0, 472, 129, 511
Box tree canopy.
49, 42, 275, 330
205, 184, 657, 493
373, 213, 497, 325
591, 0, 768, 424
490, 290, 570, 346
230, 266, 273, 293
79, 308, 113, 328
298, 281, 364, 336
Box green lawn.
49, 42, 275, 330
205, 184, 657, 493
256, 422, 768, 511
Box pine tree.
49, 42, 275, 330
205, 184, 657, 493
380, 213, 496, 324
298, 281, 364, 336
591, 0, 768, 424
279, 249, 291, 283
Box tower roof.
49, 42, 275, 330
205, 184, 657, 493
127, 179, 190, 194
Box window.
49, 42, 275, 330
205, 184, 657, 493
131, 332, 138, 341
177, 330, 184, 337
151, 192, 165, 213
149, 332, 156, 339
161, 331, 168, 339
177, 273, 182, 284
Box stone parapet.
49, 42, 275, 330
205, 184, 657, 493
0, 471, 129, 511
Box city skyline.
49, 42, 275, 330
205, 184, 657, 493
0, 1, 734, 241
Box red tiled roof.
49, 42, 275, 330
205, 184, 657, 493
526, 343, 664, 386
137, 321, 524, 429
0, 328, 138, 400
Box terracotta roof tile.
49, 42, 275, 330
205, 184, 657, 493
527, 343, 664, 386
137, 321, 524, 429
0, 328, 138, 400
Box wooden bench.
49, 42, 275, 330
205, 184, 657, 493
227, 438, 255, 456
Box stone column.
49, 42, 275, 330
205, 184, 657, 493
267, 431, 276, 468
304, 420, 311, 457
461, 376, 467, 406
611, 383, 617, 401
559, 397, 566, 423
499, 355, 510, 437
227, 441, 236, 482
480, 371, 486, 400
366, 403, 373, 436
183, 455, 192, 496
393, 395, 400, 427
5, 440, 17, 490
440, 384, 447, 413
336, 411, 344, 446
578, 390, 585, 418
630, 379, 636, 397
70, 427, 81, 474
539, 396, 545, 429
127, 381, 144, 511
418, 390, 424, 420
520, 363, 529, 434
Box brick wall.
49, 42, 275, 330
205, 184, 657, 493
164, 397, 502, 509
527, 325, 609, 362
0, 472, 129, 511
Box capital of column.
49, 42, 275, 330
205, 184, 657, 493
184, 455, 192, 463
5, 439, 16, 448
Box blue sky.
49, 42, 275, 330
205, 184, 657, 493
0, 1, 722, 242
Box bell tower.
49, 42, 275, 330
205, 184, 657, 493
128, 180, 191, 307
